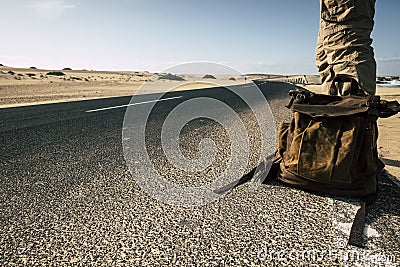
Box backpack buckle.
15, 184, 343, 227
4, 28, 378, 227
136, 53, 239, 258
296, 93, 306, 103
286, 89, 310, 108
366, 96, 380, 108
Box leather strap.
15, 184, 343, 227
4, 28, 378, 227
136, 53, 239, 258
348, 201, 367, 247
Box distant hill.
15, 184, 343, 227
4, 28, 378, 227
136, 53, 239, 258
203, 74, 216, 79
158, 73, 186, 81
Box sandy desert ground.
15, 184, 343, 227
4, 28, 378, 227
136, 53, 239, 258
0, 66, 246, 108
0, 66, 149, 107
1, 65, 399, 183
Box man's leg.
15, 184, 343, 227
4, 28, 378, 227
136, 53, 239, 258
318, 0, 376, 95
316, 19, 334, 94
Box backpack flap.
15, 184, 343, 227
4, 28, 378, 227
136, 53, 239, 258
291, 95, 373, 118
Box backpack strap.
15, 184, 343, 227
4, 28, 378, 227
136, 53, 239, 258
379, 100, 399, 118
348, 200, 366, 247
366, 96, 400, 118
348, 194, 377, 247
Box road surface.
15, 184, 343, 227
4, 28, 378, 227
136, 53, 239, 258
1, 81, 399, 266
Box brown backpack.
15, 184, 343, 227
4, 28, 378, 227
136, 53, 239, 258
274, 87, 399, 247
214, 87, 399, 247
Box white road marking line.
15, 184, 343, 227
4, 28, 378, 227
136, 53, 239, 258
334, 221, 381, 238
85, 96, 183, 113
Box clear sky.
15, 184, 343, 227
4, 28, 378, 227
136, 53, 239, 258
0, 0, 399, 75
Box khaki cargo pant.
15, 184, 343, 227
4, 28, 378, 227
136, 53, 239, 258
317, 0, 376, 95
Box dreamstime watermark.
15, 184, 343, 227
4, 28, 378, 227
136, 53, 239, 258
122, 62, 276, 207
257, 239, 397, 265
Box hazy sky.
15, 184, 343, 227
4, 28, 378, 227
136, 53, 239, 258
1, 0, 399, 75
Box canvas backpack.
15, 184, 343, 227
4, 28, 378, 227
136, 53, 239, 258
272, 87, 399, 247
213, 86, 399, 247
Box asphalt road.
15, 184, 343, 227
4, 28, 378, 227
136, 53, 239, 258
0, 81, 399, 266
